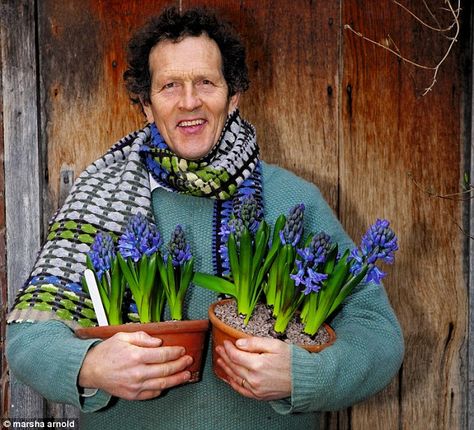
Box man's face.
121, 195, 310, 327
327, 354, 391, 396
143, 35, 240, 160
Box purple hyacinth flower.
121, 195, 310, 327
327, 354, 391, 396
88, 232, 116, 281
301, 268, 328, 295
361, 219, 398, 264
349, 219, 398, 283
165, 225, 192, 267
290, 260, 306, 287
309, 232, 332, 264
291, 231, 332, 294
236, 194, 261, 234
366, 265, 386, 284
118, 213, 162, 262
280, 203, 305, 247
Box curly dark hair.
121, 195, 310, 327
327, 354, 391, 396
124, 7, 249, 105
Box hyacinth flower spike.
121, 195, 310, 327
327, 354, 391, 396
117, 213, 164, 323
328, 219, 398, 315
264, 203, 305, 333
157, 225, 194, 321
300, 242, 347, 335
297, 232, 334, 325
85, 232, 125, 325
300, 219, 398, 335
194, 195, 274, 324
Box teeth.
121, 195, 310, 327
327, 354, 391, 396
179, 119, 205, 127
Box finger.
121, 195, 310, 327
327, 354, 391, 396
117, 331, 163, 348
227, 377, 260, 399
223, 339, 289, 371
221, 340, 261, 370
143, 354, 193, 380
216, 357, 258, 399
216, 355, 245, 385
138, 345, 187, 364
135, 390, 163, 401
141, 369, 192, 392
216, 345, 250, 382
235, 336, 287, 354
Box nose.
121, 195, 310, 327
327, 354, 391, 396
179, 83, 203, 111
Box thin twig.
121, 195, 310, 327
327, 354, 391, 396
421, 0, 460, 95
344, 25, 434, 70
452, 219, 474, 240
408, 172, 474, 201
423, 0, 442, 28
344, 0, 460, 96
393, 0, 455, 32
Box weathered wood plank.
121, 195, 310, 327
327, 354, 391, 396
39, 0, 179, 215
0, 5, 7, 419
182, 0, 341, 210
1, 0, 44, 419
468, 1, 474, 428
342, 1, 466, 429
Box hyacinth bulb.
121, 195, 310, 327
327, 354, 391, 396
118, 212, 162, 262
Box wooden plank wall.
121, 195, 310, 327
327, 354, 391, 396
342, 1, 468, 429
1, 0, 44, 420
1, 0, 471, 428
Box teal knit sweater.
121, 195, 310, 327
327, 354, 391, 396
7, 162, 404, 430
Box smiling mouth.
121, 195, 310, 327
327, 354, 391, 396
178, 119, 206, 127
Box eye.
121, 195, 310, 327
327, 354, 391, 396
202, 79, 213, 85
162, 82, 176, 90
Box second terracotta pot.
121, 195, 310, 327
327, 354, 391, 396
76, 319, 209, 383
208, 299, 336, 383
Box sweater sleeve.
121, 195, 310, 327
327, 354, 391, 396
262, 163, 404, 413
6, 320, 112, 412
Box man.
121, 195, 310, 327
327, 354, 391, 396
7, 7, 403, 429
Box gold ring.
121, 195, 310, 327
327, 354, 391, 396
241, 378, 246, 388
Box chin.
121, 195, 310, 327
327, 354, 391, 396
178, 144, 214, 160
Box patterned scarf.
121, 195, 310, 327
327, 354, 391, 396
141, 110, 259, 200
8, 111, 262, 328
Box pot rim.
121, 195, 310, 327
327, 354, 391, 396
75, 319, 209, 339
208, 298, 336, 351
208, 299, 253, 340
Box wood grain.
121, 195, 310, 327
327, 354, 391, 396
1, 0, 470, 427
1, 0, 44, 419
38, 0, 179, 216
182, 0, 341, 209
0, 4, 6, 418
342, 1, 466, 429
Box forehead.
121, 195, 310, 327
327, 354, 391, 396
149, 35, 223, 77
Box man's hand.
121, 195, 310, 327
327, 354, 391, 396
215, 337, 291, 401
78, 331, 193, 400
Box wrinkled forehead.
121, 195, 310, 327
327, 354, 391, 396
149, 34, 224, 76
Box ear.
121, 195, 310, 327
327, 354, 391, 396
228, 92, 240, 114
140, 97, 155, 124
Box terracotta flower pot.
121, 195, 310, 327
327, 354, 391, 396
208, 299, 336, 383
76, 319, 209, 383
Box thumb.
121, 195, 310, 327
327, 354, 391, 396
235, 336, 286, 353
119, 331, 163, 348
